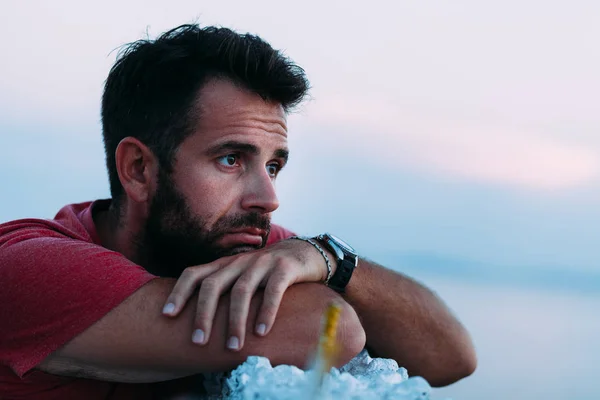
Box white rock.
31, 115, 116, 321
203, 350, 433, 400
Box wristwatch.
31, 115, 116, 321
316, 233, 359, 293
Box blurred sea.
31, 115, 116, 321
383, 256, 600, 400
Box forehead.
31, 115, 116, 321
185, 78, 288, 148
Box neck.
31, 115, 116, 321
94, 200, 185, 277
94, 201, 145, 266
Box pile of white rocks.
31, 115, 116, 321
202, 350, 433, 400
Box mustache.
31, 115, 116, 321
219, 212, 271, 232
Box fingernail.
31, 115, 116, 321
162, 303, 176, 315
256, 323, 266, 336
192, 329, 205, 344
227, 336, 240, 350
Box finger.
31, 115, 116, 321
255, 265, 295, 337
227, 258, 272, 351
193, 259, 251, 345
162, 263, 220, 317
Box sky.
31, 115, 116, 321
1, 1, 599, 399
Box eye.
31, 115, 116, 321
217, 154, 238, 167
266, 163, 281, 178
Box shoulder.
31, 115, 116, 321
0, 200, 97, 248
0, 202, 156, 378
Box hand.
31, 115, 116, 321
161, 238, 332, 351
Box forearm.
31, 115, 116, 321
38, 281, 365, 383
343, 260, 477, 386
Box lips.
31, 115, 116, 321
230, 228, 266, 236
219, 228, 266, 247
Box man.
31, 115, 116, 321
0, 24, 476, 399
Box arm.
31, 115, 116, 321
162, 237, 476, 387
341, 258, 477, 387
37, 280, 366, 383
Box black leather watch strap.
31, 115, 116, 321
327, 258, 356, 293
316, 233, 358, 293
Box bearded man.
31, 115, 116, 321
0, 24, 476, 400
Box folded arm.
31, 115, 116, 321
160, 238, 477, 387
37, 280, 365, 383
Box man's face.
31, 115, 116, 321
141, 79, 289, 276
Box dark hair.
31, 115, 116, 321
101, 23, 309, 204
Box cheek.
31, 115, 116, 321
178, 171, 240, 225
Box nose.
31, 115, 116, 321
240, 168, 280, 214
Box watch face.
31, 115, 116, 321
328, 233, 355, 253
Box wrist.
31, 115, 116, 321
314, 233, 359, 293
288, 236, 335, 283
310, 237, 338, 280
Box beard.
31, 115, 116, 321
136, 168, 271, 278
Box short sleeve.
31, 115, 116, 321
0, 233, 156, 377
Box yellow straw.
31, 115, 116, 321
310, 301, 342, 396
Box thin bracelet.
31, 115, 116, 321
289, 236, 333, 285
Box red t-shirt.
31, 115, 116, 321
0, 200, 294, 399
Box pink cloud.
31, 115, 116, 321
305, 96, 600, 191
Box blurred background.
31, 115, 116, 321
1, 1, 598, 399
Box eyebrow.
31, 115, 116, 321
274, 148, 289, 165
206, 140, 289, 164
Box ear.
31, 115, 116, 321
115, 137, 157, 204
